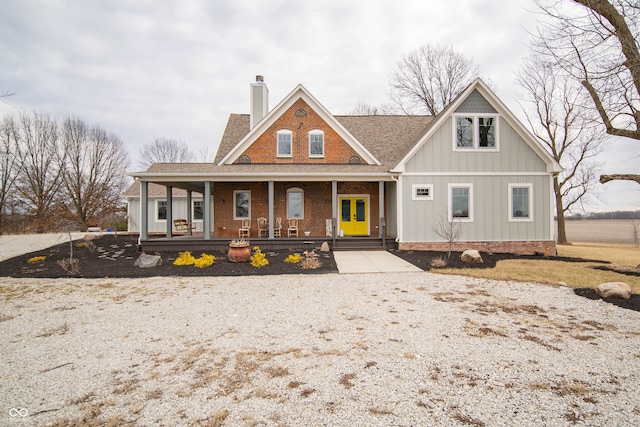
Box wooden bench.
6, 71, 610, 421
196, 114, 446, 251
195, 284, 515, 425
174, 219, 195, 233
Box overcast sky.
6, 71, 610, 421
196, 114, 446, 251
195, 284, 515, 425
1, 0, 638, 212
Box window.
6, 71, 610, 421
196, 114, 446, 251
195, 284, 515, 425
277, 130, 292, 157
449, 184, 473, 221
156, 200, 167, 221
286, 187, 304, 218
234, 190, 250, 219
454, 115, 498, 150
509, 184, 533, 221
309, 130, 324, 157
193, 200, 203, 221
412, 184, 434, 201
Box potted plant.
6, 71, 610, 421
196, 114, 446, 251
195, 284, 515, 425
228, 239, 251, 262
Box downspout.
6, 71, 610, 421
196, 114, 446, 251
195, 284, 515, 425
391, 174, 401, 246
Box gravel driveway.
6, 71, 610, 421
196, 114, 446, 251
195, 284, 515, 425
2, 273, 639, 426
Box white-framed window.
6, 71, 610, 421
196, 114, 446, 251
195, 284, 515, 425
412, 184, 434, 201
277, 130, 292, 157
192, 200, 204, 221
448, 184, 473, 222
509, 184, 533, 222
156, 200, 167, 221
286, 187, 304, 219
234, 190, 250, 219
453, 115, 498, 150
309, 130, 324, 158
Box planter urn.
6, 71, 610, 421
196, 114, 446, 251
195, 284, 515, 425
228, 240, 251, 263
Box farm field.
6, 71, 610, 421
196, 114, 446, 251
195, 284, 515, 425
560, 219, 639, 244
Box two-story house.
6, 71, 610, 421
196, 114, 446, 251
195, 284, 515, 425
124, 76, 561, 255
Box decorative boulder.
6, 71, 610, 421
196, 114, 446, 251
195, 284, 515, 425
134, 253, 163, 268
595, 282, 632, 300
320, 241, 330, 252
460, 249, 483, 264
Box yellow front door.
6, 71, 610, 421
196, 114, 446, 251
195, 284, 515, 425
339, 196, 369, 235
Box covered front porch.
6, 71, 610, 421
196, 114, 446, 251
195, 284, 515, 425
134, 171, 398, 252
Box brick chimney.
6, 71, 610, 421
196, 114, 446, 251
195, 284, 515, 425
250, 75, 269, 129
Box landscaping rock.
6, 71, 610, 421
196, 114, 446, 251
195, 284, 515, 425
595, 282, 632, 300
134, 254, 162, 268
83, 234, 97, 241
461, 249, 483, 264
320, 241, 330, 252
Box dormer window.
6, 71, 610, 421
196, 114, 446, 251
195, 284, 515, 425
454, 115, 498, 150
277, 130, 292, 157
309, 130, 324, 158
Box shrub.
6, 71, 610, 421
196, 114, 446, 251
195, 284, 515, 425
194, 253, 215, 268
430, 256, 448, 268
301, 258, 321, 269
250, 246, 269, 268
284, 254, 301, 263
27, 256, 46, 264
173, 251, 196, 266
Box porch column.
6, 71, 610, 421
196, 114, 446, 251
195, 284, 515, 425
140, 180, 148, 240
186, 190, 193, 236
268, 180, 274, 239
332, 180, 338, 238
203, 181, 211, 240
379, 181, 385, 238
166, 186, 173, 238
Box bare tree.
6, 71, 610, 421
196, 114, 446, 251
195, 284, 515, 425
60, 117, 130, 228
137, 138, 195, 169
0, 115, 21, 234
390, 45, 480, 115
14, 112, 67, 232
434, 213, 465, 259
533, 0, 640, 185
348, 101, 397, 115
517, 56, 606, 244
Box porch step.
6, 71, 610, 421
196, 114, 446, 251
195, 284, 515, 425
332, 238, 393, 251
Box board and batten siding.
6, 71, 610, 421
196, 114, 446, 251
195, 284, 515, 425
127, 197, 208, 233
401, 174, 553, 242
404, 117, 548, 174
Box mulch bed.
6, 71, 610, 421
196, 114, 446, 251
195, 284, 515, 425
1, 234, 638, 312
0, 234, 338, 278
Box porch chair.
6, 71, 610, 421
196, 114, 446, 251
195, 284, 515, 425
239, 218, 250, 238
257, 217, 268, 237
287, 218, 299, 237
274, 217, 282, 238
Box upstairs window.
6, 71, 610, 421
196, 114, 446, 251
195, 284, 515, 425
454, 115, 498, 150
277, 130, 292, 157
309, 130, 324, 157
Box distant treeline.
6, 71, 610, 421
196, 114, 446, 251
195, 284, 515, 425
564, 210, 640, 220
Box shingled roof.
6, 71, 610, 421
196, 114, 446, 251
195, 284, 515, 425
213, 113, 434, 167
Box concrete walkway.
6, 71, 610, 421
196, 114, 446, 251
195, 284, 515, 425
332, 250, 423, 273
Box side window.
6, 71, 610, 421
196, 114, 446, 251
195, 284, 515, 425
412, 184, 434, 201
509, 184, 533, 221
449, 184, 473, 222
234, 190, 250, 219
193, 200, 203, 221
156, 200, 167, 221
277, 130, 292, 157
309, 130, 324, 157
286, 187, 304, 218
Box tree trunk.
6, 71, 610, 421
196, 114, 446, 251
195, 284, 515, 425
554, 176, 569, 245
599, 174, 640, 184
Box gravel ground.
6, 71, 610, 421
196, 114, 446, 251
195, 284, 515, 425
2, 273, 639, 426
